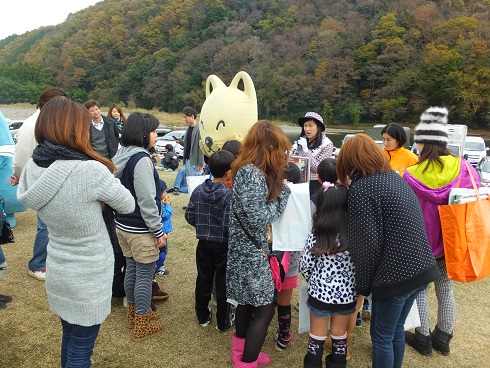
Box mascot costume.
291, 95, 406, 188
0, 111, 27, 227
199, 71, 258, 157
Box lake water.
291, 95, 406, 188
2, 105, 488, 150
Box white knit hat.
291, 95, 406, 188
414, 107, 449, 146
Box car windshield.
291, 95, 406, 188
161, 131, 182, 140
483, 162, 490, 172
465, 142, 485, 151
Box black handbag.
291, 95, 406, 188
0, 219, 14, 244
0, 196, 14, 244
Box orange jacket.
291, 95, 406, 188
383, 147, 418, 174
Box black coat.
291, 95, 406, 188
347, 171, 440, 299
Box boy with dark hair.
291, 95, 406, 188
161, 144, 179, 172
184, 150, 235, 330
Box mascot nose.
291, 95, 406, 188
204, 136, 214, 148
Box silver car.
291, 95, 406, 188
155, 130, 185, 158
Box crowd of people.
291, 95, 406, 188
0, 87, 478, 368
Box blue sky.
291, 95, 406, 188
0, 0, 100, 40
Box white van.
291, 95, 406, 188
464, 136, 488, 166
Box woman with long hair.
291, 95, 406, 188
403, 107, 480, 357
107, 104, 127, 134
17, 97, 134, 367
337, 134, 439, 368
227, 120, 292, 368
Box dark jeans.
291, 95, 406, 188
195, 240, 231, 328
28, 215, 48, 272
60, 319, 100, 368
370, 285, 425, 368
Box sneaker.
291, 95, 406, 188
294, 302, 300, 312
275, 328, 293, 351
28, 269, 46, 281
216, 316, 235, 332
167, 187, 174, 193
173, 188, 180, 195
356, 312, 362, 327
156, 267, 169, 276
199, 308, 212, 327
362, 302, 371, 320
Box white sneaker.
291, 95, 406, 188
28, 269, 46, 281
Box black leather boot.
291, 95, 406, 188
431, 325, 453, 356
303, 355, 322, 368
405, 329, 432, 356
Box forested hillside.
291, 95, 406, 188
1, 0, 489, 127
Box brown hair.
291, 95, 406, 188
35, 97, 116, 172
414, 143, 455, 174
37, 87, 67, 109
231, 120, 291, 202
336, 133, 391, 186
107, 104, 127, 122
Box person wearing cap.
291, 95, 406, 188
294, 112, 334, 195
403, 107, 480, 357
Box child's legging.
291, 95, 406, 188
124, 257, 155, 315
415, 258, 456, 335
235, 303, 275, 363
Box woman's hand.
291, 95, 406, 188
297, 137, 308, 152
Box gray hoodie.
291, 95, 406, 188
112, 146, 163, 236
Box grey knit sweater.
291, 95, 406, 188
17, 159, 134, 326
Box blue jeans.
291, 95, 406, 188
172, 168, 188, 193
28, 216, 48, 272
185, 160, 203, 176
370, 285, 425, 368
0, 246, 5, 264
60, 319, 100, 368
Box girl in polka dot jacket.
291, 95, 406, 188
300, 182, 356, 368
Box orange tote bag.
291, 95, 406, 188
438, 163, 490, 282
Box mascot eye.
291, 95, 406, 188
216, 120, 225, 130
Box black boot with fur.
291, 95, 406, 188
405, 329, 432, 356
431, 325, 453, 356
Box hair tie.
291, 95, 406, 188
322, 181, 335, 191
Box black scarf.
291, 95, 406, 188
32, 140, 92, 168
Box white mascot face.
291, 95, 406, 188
199, 71, 258, 157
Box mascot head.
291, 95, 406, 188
199, 71, 258, 157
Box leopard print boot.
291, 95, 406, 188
127, 303, 160, 329
131, 312, 163, 342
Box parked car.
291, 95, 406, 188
155, 130, 186, 158
156, 128, 171, 137
463, 136, 488, 167
6, 119, 23, 142
476, 156, 490, 187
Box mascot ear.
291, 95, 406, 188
229, 71, 257, 103
206, 75, 226, 97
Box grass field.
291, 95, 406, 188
1, 169, 489, 367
